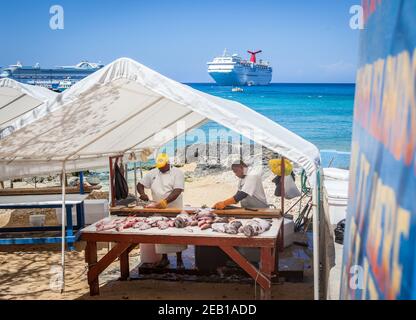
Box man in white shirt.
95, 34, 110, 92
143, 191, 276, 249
212, 160, 268, 264
213, 160, 268, 209
136, 153, 187, 269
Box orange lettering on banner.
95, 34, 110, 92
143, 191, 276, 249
393, 51, 413, 162
404, 49, 416, 166
362, 0, 383, 25
370, 59, 384, 141
361, 167, 412, 298
389, 207, 411, 299
354, 49, 416, 172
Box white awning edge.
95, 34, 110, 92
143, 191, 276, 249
0, 78, 57, 139
0, 57, 320, 186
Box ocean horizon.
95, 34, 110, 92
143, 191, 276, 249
185, 83, 355, 153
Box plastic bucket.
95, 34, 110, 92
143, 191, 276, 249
29, 214, 46, 227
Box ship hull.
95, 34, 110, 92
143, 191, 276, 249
208, 68, 272, 86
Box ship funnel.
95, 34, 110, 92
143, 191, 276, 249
247, 50, 262, 63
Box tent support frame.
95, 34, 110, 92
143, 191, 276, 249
312, 169, 321, 300
60, 161, 66, 293
63, 97, 164, 162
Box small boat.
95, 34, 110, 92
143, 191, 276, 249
232, 87, 244, 92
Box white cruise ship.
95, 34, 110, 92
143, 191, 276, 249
207, 49, 272, 86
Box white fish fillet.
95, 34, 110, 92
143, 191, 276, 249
211, 223, 226, 233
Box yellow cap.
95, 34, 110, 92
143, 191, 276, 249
268, 158, 293, 176
155, 153, 170, 169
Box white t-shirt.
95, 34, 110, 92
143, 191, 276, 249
139, 166, 184, 208
237, 173, 268, 208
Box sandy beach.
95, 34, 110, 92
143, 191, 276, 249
0, 162, 313, 300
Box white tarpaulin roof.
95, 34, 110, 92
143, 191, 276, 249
0, 58, 320, 184
0, 78, 57, 138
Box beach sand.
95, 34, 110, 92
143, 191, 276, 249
0, 164, 313, 300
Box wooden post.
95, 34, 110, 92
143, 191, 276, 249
119, 249, 130, 281
120, 244, 136, 280
85, 241, 99, 296
260, 247, 273, 300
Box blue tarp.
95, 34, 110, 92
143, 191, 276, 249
341, 0, 416, 300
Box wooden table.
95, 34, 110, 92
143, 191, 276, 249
81, 216, 282, 299
110, 206, 282, 218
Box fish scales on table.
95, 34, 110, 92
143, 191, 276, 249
116, 217, 144, 231
174, 212, 193, 228
241, 218, 272, 237
211, 223, 226, 233
191, 208, 225, 230
133, 221, 152, 230
95, 217, 143, 232
93, 209, 273, 236
224, 220, 243, 234
211, 218, 272, 237
174, 209, 220, 230
156, 219, 170, 230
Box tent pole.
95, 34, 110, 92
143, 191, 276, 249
312, 169, 320, 300
109, 157, 116, 207
134, 161, 138, 205
79, 171, 84, 194
107, 157, 114, 252
279, 157, 285, 251
60, 161, 66, 293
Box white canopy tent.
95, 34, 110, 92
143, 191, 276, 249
0, 58, 322, 299
0, 78, 57, 139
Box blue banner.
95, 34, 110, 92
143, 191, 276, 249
341, 0, 416, 300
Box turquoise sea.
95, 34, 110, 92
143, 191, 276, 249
184, 83, 355, 168
155, 83, 355, 168
188, 83, 355, 152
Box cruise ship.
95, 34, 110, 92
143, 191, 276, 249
207, 49, 272, 86
0, 61, 104, 91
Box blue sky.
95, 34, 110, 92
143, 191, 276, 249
0, 0, 360, 83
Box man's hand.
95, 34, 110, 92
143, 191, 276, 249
212, 197, 237, 210
146, 199, 168, 209
139, 194, 149, 201
213, 201, 227, 210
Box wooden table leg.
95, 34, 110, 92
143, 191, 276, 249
120, 244, 136, 280
260, 247, 273, 300
85, 241, 99, 296
278, 226, 284, 252
86, 242, 131, 296
220, 246, 272, 300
